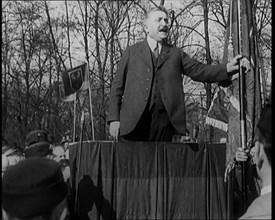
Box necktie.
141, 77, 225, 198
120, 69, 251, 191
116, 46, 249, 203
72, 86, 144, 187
153, 43, 159, 59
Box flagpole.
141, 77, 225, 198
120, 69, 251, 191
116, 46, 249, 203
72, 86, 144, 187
237, 0, 247, 151
74, 110, 85, 212
88, 85, 95, 140
237, 0, 248, 210
85, 62, 95, 141
73, 93, 77, 142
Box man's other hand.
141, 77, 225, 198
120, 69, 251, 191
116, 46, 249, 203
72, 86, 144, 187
226, 54, 243, 74
235, 147, 250, 162
109, 121, 120, 141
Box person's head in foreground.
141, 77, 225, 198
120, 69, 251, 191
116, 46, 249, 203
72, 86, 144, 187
254, 101, 272, 184
239, 98, 272, 219
2, 157, 69, 220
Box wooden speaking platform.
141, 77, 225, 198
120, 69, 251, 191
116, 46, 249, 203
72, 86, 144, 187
68, 141, 229, 219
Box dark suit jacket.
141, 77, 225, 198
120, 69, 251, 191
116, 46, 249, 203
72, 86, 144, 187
239, 192, 271, 219
107, 40, 229, 136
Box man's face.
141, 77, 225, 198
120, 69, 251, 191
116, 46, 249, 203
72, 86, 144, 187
52, 146, 66, 163
145, 10, 169, 42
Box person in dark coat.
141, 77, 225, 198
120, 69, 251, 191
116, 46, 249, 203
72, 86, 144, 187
2, 158, 70, 220
107, 6, 242, 142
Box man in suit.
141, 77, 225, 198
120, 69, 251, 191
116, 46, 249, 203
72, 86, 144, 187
107, 6, 242, 142
238, 95, 271, 219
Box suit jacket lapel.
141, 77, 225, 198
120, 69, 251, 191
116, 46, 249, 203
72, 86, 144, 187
140, 40, 153, 69
157, 44, 170, 68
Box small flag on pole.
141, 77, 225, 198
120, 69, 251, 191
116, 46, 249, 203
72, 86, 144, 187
61, 63, 89, 96
53, 81, 76, 102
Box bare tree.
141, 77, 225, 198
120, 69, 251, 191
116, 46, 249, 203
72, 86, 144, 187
65, 0, 73, 69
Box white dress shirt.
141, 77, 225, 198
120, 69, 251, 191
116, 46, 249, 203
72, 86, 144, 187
147, 35, 162, 54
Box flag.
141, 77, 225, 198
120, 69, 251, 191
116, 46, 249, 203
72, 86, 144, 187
53, 81, 76, 102
61, 63, 89, 96
206, 0, 262, 165
205, 87, 233, 132
205, 1, 262, 217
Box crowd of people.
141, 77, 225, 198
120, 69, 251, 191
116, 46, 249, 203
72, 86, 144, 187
2, 130, 72, 220
2, 130, 71, 181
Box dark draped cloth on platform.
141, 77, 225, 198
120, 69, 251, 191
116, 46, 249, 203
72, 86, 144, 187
68, 141, 228, 220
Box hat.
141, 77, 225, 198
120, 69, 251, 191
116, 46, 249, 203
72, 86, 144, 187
25, 130, 49, 147
24, 130, 52, 158
24, 142, 52, 158
2, 158, 68, 218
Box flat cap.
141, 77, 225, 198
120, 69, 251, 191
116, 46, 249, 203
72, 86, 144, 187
2, 158, 68, 218
25, 130, 49, 147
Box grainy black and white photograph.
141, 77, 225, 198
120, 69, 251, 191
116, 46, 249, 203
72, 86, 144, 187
2, 0, 271, 219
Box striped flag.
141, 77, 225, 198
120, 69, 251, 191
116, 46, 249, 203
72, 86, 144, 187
61, 63, 89, 97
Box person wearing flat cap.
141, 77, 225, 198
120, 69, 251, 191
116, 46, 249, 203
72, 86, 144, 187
238, 93, 272, 219
2, 157, 70, 220
24, 130, 53, 159
24, 130, 71, 183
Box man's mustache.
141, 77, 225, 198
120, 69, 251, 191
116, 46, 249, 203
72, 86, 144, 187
159, 26, 168, 32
